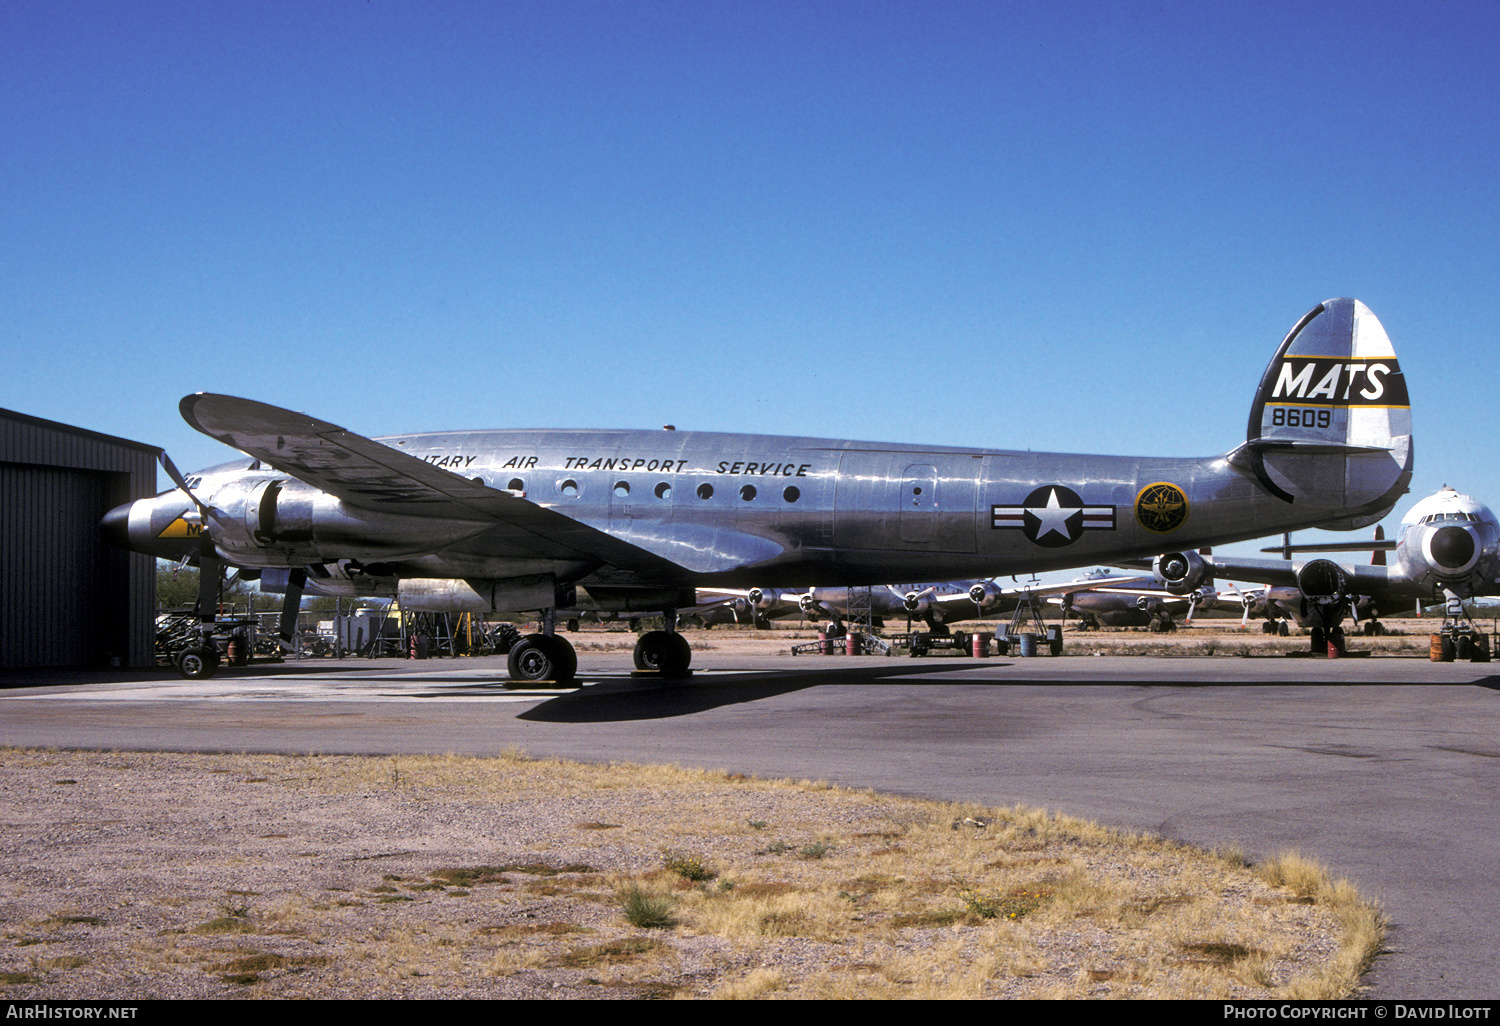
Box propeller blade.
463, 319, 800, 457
157, 449, 228, 528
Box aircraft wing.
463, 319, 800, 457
693, 588, 800, 613
925, 575, 1157, 617
1259, 540, 1399, 554
1018, 575, 1157, 597
185, 393, 532, 519
180, 393, 693, 580
1122, 553, 1399, 598
1051, 586, 1189, 601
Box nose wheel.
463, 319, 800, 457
177, 646, 221, 680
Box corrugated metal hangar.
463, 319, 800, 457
1, 408, 158, 671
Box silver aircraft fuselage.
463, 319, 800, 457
127, 437, 1387, 591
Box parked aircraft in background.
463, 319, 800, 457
1182, 529, 1394, 635
255, 566, 745, 632
1135, 488, 1498, 657
701, 573, 1150, 634
104, 298, 1413, 681
1052, 575, 1217, 631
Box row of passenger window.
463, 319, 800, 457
504, 477, 801, 503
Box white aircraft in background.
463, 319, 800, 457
1135, 488, 1500, 658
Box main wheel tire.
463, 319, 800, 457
508, 635, 558, 682
634, 630, 690, 675
1474, 634, 1492, 663
178, 646, 220, 680
669, 631, 691, 673
548, 636, 578, 683
633, 630, 664, 671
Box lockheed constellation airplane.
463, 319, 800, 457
1136, 488, 1499, 658
103, 298, 1413, 681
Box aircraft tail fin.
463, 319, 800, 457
1231, 298, 1413, 526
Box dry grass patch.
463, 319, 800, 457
550, 936, 669, 969
0, 747, 1383, 999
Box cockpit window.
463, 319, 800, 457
1421, 512, 1476, 524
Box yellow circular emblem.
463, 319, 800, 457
1135, 482, 1189, 533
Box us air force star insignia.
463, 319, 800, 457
991, 485, 1116, 548
1135, 482, 1189, 533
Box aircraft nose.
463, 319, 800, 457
1429, 525, 1476, 570
101, 501, 133, 550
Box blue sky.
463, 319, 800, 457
4, 0, 1497, 570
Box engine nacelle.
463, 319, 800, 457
397, 576, 574, 613
206, 477, 490, 567
1154, 551, 1208, 595
573, 586, 697, 613
1314, 511, 1390, 532
1295, 558, 1349, 600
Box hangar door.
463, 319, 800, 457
0, 463, 129, 668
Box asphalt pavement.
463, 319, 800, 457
2, 650, 1496, 999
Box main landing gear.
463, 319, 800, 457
506, 608, 578, 686
633, 629, 692, 676
503, 608, 693, 685
507, 633, 578, 684
632, 606, 693, 677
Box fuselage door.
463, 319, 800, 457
833, 453, 976, 552
899, 464, 938, 543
